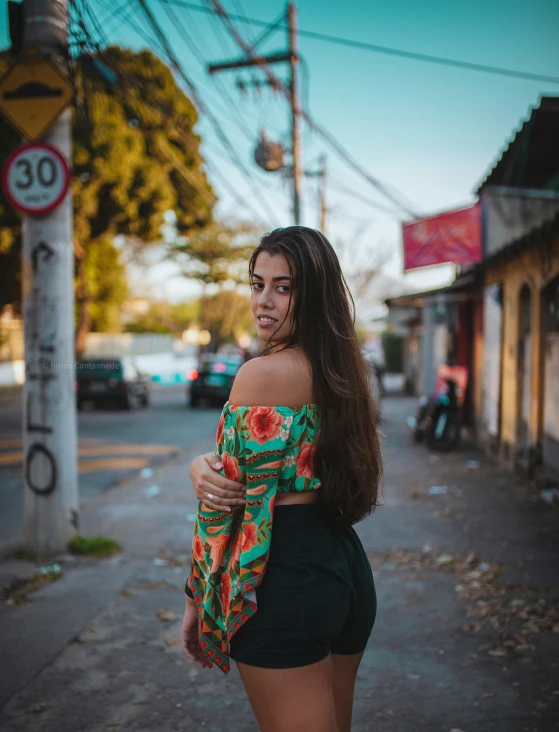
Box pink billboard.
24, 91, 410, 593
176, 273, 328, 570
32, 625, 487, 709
403, 204, 482, 271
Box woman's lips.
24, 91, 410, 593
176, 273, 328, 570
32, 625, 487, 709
257, 316, 277, 328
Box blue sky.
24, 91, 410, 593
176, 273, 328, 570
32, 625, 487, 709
1, 0, 558, 306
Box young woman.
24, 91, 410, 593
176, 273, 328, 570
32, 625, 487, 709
182, 226, 382, 732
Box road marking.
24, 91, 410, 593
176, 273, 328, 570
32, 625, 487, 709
78, 457, 150, 473
0, 439, 178, 472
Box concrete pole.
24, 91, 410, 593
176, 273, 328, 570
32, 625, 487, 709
422, 301, 436, 398
22, 0, 78, 555
288, 3, 302, 226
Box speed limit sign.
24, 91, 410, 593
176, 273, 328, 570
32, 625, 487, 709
2, 142, 71, 216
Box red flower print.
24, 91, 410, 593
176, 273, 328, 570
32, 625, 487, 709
296, 442, 316, 480
268, 494, 276, 514
192, 534, 205, 562
200, 640, 207, 650
207, 531, 230, 573
222, 452, 241, 481
216, 413, 225, 444
246, 407, 283, 444
240, 613, 250, 623
220, 572, 232, 618
241, 522, 259, 553
206, 649, 215, 658
215, 657, 223, 666
228, 521, 259, 568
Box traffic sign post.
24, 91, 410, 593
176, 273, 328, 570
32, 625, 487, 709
2, 142, 71, 216
16, 0, 78, 557
0, 55, 73, 140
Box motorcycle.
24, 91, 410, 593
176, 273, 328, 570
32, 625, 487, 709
408, 377, 461, 451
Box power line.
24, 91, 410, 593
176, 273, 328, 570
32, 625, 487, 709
74, 1, 269, 224
158, 0, 261, 145
156, 0, 559, 86
203, 0, 420, 218
91, 0, 283, 222
328, 180, 403, 217
132, 0, 281, 226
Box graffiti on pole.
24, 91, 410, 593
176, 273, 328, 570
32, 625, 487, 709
25, 238, 60, 497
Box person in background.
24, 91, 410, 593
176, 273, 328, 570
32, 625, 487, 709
182, 227, 382, 732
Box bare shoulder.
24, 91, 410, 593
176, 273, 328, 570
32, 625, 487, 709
229, 349, 314, 406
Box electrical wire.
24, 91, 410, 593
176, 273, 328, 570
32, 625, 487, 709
158, 0, 260, 145
73, 1, 268, 224
203, 0, 421, 218
133, 0, 281, 225
156, 0, 559, 86
327, 179, 402, 217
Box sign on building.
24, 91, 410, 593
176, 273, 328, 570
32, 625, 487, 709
402, 204, 482, 271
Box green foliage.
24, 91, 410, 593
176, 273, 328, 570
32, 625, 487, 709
0, 46, 215, 332
86, 238, 129, 332
202, 289, 254, 348
169, 220, 259, 287
68, 535, 122, 558
168, 220, 260, 348
126, 299, 200, 335
72, 47, 215, 243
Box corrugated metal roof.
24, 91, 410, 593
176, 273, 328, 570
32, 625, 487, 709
475, 96, 559, 194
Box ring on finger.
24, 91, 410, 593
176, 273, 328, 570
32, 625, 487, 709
207, 492, 215, 501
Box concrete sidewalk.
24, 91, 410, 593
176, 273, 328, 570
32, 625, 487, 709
0, 397, 558, 731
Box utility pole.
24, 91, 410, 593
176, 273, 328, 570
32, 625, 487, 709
22, 0, 78, 555
287, 3, 302, 225
318, 154, 327, 234
208, 2, 303, 225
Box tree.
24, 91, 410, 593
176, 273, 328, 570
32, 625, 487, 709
0, 47, 215, 350
332, 221, 391, 325
202, 289, 255, 349
168, 220, 261, 348
126, 300, 200, 335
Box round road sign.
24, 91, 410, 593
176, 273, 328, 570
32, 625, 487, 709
2, 142, 71, 216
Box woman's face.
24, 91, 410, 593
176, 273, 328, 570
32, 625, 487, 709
250, 251, 295, 344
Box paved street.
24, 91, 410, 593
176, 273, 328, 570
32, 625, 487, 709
0, 386, 222, 554
0, 395, 558, 731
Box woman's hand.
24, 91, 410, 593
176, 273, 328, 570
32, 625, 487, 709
181, 596, 213, 669
189, 452, 246, 513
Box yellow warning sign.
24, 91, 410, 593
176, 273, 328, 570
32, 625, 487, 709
0, 57, 73, 140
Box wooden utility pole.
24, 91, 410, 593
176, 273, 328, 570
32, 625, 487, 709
208, 2, 303, 225
288, 3, 302, 225
22, 0, 78, 555
319, 154, 327, 234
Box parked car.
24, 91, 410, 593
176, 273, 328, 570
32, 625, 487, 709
76, 357, 150, 410
187, 353, 243, 408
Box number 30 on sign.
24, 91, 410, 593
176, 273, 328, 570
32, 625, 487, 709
2, 142, 71, 216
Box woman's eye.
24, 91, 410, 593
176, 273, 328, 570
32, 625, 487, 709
278, 286, 290, 293
251, 282, 263, 290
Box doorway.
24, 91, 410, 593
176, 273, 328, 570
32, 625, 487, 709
542, 275, 559, 478
516, 285, 532, 455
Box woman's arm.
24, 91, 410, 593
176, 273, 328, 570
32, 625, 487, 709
189, 452, 246, 512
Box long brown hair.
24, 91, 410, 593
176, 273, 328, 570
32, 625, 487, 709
249, 226, 382, 526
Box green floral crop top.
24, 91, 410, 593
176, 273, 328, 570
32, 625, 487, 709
188, 401, 321, 673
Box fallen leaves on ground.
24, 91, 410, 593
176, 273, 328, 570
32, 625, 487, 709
368, 547, 559, 658
156, 609, 177, 622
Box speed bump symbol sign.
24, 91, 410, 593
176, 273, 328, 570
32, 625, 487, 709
0, 57, 73, 140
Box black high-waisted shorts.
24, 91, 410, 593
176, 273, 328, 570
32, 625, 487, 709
229, 503, 377, 669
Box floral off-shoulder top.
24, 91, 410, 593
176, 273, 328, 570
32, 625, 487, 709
188, 401, 321, 674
